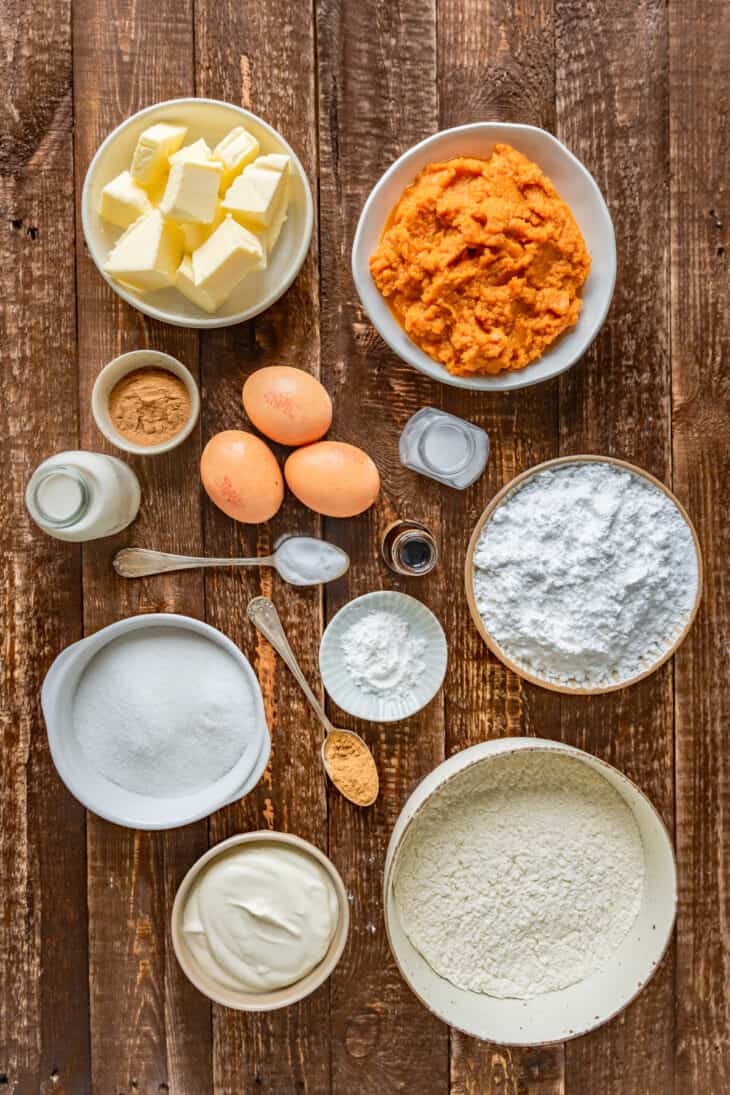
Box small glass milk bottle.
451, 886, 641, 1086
26, 451, 141, 542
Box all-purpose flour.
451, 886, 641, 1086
394, 751, 645, 999
73, 627, 259, 797
472, 462, 698, 688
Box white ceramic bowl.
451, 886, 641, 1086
81, 98, 314, 328
171, 830, 350, 1011
384, 737, 677, 1045
41, 614, 270, 829
319, 591, 448, 723
92, 349, 200, 455
352, 123, 616, 391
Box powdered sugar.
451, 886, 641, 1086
394, 750, 645, 999
341, 610, 426, 699
472, 462, 699, 688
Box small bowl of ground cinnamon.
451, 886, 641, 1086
92, 349, 200, 455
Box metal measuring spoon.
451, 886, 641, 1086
113, 536, 350, 586
247, 596, 379, 808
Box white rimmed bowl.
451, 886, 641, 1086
352, 122, 616, 391
171, 831, 349, 1010
384, 737, 677, 1045
81, 98, 314, 328
465, 455, 703, 694
319, 591, 447, 723
92, 349, 200, 455
41, 614, 270, 829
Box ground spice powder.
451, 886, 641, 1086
324, 731, 379, 806
109, 367, 191, 446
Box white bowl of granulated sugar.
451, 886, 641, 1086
319, 591, 448, 723
41, 613, 270, 829
384, 737, 677, 1045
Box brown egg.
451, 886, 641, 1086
243, 366, 333, 446
285, 441, 380, 518
201, 430, 283, 523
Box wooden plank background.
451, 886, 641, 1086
1, 0, 727, 1092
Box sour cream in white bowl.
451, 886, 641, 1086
352, 122, 616, 391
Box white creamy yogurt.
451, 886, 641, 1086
274, 535, 349, 586
182, 843, 339, 993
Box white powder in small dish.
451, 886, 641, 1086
341, 609, 426, 699
73, 627, 260, 797
394, 750, 645, 999
472, 461, 699, 688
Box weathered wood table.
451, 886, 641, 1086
2, 0, 728, 1091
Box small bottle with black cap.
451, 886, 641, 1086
381, 520, 439, 577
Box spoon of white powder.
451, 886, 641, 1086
73, 626, 261, 797
113, 536, 349, 586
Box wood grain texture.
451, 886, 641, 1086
316, 1, 452, 1092
194, 1, 328, 1091
556, 1, 675, 1092
436, 1, 564, 1092
0, 2, 90, 1092
3, 0, 729, 1090
72, 1, 212, 1092
669, 1, 730, 1091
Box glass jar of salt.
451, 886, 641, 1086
399, 407, 489, 489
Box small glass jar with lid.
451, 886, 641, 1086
399, 407, 489, 489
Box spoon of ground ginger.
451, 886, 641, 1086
247, 596, 379, 807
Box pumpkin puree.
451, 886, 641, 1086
369, 145, 591, 376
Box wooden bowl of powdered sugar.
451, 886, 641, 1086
384, 737, 677, 1045
464, 454, 703, 694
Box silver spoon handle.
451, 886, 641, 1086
114, 548, 270, 578
247, 596, 334, 736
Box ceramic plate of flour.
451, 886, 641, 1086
319, 591, 448, 722
465, 455, 703, 694
384, 737, 677, 1045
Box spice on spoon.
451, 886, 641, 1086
323, 731, 379, 807
109, 367, 191, 446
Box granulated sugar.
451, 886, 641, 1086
73, 626, 260, 797
394, 750, 645, 999
472, 462, 699, 688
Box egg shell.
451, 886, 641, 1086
243, 366, 333, 446
201, 430, 283, 523
285, 441, 380, 518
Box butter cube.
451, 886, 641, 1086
255, 153, 291, 174
169, 138, 212, 165
175, 254, 220, 313
212, 126, 260, 192
104, 209, 183, 292
99, 171, 153, 228
222, 158, 289, 230
179, 203, 226, 252
160, 160, 223, 224
191, 215, 265, 310
258, 201, 288, 255
130, 123, 188, 186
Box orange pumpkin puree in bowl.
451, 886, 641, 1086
369, 145, 591, 376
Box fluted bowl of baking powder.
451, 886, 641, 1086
384, 737, 677, 1045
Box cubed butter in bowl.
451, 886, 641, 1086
82, 98, 313, 328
